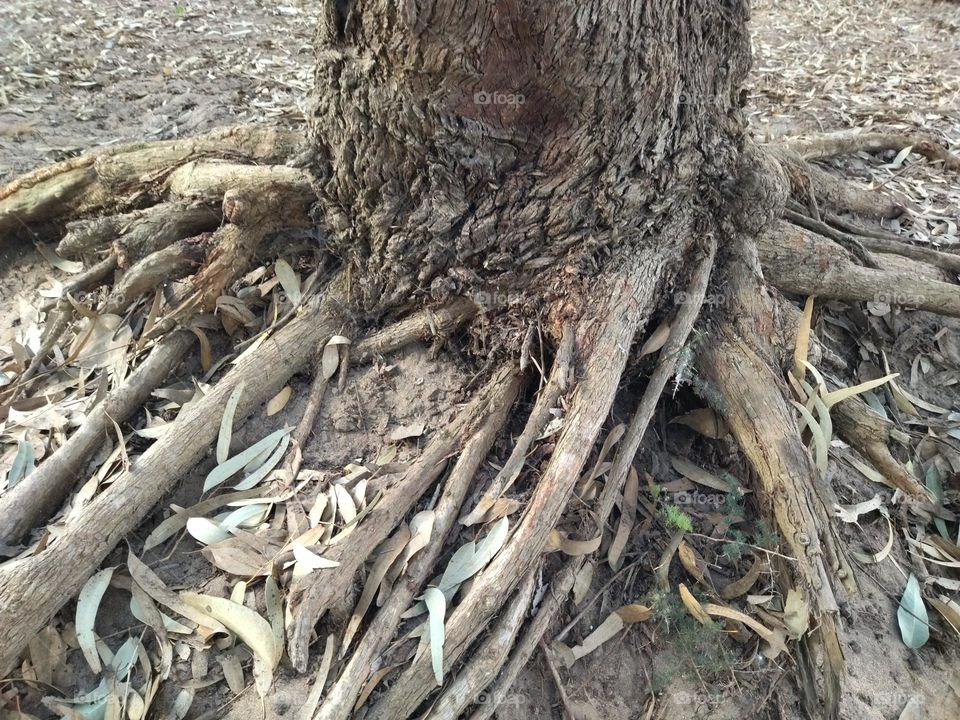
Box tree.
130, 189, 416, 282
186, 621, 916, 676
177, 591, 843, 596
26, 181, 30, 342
1, 1, 956, 717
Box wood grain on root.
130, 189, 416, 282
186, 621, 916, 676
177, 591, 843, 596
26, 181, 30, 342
59, 200, 220, 259
312, 366, 522, 717
288, 365, 523, 674
771, 147, 904, 219
0, 125, 301, 238
460, 325, 575, 527
0, 332, 198, 548
363, 240, 672, 720
0, 275, 347, 678
759, 222, 960, 317
426, 571, 538, 720
461, 237, 715, 719
699, 328, 846, 720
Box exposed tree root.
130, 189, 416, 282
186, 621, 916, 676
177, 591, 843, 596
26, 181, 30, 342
0, 273, 348, 678
782, 207, 880, 268
0, 331, 195, 546
466, 561, 578, 720
310, 366, 522, 716
459, 325, 575, 527
784, 129, 960, 173
352, 298, 480, 362
771, 146, 904, 219
816, 208, 960, 274
58, 200, 220, 260
0, 125, 301, 239
759, 222, 960, 316
426, 570, 538, 720
361, 239, 676, 720
453, 237, 716, 719
102, 236, 212, 315
698, 235, 852, 720
37, 255, 119, 314
831, 399, 930, 500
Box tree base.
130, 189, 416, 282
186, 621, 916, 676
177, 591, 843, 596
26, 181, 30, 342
0, 122, 957, 720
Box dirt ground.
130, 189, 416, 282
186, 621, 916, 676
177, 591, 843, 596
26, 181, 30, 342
1, 1, 959, 719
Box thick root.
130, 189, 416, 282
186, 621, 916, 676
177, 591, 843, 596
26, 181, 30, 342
310, 366, 522, 715
759, 222, 960, 316
697, 233, 851, 719
58, 199, 220, 262
784, 129, 960, 173
459, 325, 575, 527
0, 331, 195, 546
363, 240, 672, 720
817, 209, 960, 274
426, 571, 538, 720
0, 272, 347, 678
770, 146, 904, 219
0, 125, 301, 239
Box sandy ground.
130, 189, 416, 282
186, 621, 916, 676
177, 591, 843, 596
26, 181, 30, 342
1, 1, 959, 719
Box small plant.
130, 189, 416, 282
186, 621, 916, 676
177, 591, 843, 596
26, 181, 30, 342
642, 588, 738, 692
661, 502, 694, 533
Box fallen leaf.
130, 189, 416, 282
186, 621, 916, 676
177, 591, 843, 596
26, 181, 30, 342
639, 321, 671, 357
76, 568, 114, 674
669, 408, 728, 439
783, 588, 810, 638
679, 583, 711, 624
424, 587, 446, 685
388, 422, 426, 442
266, 386, 292, 416
897, 574, 930, 649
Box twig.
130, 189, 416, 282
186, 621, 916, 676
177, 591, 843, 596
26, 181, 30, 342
540, 639, 576, 720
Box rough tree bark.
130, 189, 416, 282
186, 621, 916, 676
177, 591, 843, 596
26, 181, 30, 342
1, 1, 955, 718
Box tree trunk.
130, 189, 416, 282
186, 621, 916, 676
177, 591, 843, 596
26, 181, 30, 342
306, 0, 755, 312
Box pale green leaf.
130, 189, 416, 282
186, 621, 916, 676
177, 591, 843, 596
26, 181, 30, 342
217, 382, 246, 465
897, 574, 930, 649
76, 568, 114, 674
423, 587, 446, 685
204, 427, 289, 492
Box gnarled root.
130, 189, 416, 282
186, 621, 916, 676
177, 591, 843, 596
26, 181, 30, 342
783, 129, 960, 173
759, 222, 960, 317
0, 331, 195, 546
697, 234, 851, 720
427, 570, 538, 720
287, 364, 524, 673
770, 146, 905, 220
0, 125, 301, 239
360, 239, 675, 720
0, 272, 348, 678
308, 365, 523, 716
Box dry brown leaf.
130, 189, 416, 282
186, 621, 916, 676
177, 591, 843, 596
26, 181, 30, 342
608, 466, 638, 570
678, 541, 713, 591
614, 604, 652, 623
679, 583, 711, 624
669, 408, 728, 439
702, 602, 787, 655
793, 296, 815, 379
547, 530, 602, 556
266, 386, 292, 416
639, 321, 671, 357
721, 554, 763, 600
